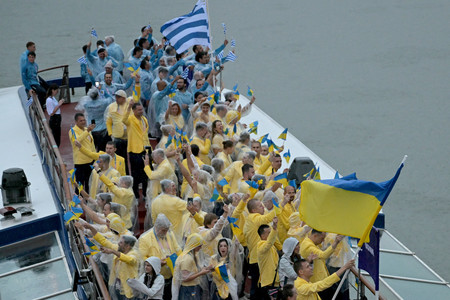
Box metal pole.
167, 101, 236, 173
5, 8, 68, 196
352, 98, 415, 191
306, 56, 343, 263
332, 247, 360, 300
204, 0, 216, 90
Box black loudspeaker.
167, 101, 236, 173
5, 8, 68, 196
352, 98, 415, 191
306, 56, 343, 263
287, 157, 316, 188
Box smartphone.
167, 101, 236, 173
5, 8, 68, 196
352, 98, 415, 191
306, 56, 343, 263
91, 119, 96, 125
95, 82, 99, 88
187, 197, 193, 205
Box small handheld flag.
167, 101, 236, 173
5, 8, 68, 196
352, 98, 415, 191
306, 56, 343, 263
313, 167, 321, 180
181, 67, 189, 79
72, 207, 84, 217
247, 86, 254, 97
168, 88, 176, 98
231, 39, 236, 47
26, 97, 33, 108
217, 178, 228, 187
303, 167, 314, 179
91, 28, 98, 38
225, 51, 237, 62
64, 211, 79, 224
166, 253, 178, 275
223, 127, 229, 136
289, 179, 297, 188
210, 188, 223, 202
283, 149, 291, 164
246, 180, 259, 198
232, 123, 237, 134
85, 236, 99, 251
165, 134, 173, 148
278, 128, 288, 141
222, 23, 227, 35
248, 121, 258, 134
233, 89, 240, 100
258, 134, 269, 144
274, 172, 288, 187
232, 83, 238, 92
272, 198, 282, 215
217, 50, 224, 60
215, 264, 230, 283
77, 56, 87, 65
123, 62, 137, 73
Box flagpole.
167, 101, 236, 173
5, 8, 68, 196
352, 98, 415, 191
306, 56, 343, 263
331, 247, 360, 300
204, 0, 216, 91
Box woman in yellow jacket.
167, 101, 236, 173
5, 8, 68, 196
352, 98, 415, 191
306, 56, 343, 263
172, 233, 213, 300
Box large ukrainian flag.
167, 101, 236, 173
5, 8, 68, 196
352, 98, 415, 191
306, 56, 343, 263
300, 162, 404, 246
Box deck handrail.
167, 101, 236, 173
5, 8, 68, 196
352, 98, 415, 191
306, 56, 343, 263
37, 65, 71, 103
29, 92, 110, 299
37, 65, 70, 73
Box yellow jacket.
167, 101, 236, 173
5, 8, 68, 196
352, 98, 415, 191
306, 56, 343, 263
191, 136, 211, 165
80, 146, 126, 176
294, 273, 340, 300
223, 161, 244, 194
151, 193, 188, 245
244, 210, 277, 264
93, 233, 139, 298
180, 157, 204, 197
300, 237, 335, 282
138, 229, 182, 279
89, 167, 120, 198
215, 151, 232, 169
231, 199, 248, 246
211, 134, 224, 152
122, 109, 150, 153
278, 202, 296, 243
253, 155, 268, 171
106, 99, 130, 139
100, 174, 134, 229
182, 211, 207, 243
69, 125, 96, 164
257, 227, 280, 287
144, 158, 176, 199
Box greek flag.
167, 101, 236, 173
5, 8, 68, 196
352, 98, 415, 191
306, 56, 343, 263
160, 0, 211, 54
222, 23, 227, 35
225, 51, 237, 62
181, 67, 189, 79
217, 50, 224, 60
91, 28, 98, 38
26, 96, 33, 108
231, 39, 236, 47
77, 56, 87, 65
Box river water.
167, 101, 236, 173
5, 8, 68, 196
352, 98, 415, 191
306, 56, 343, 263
1, 0, 449, 281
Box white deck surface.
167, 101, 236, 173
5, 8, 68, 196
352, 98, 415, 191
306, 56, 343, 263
0, 86, 58, 230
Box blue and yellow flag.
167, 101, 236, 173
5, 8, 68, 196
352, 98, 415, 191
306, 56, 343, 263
274, 172, 288, 187
77, 182, 84, 193
303, 167, 315, 179
168, 88, 176, 98
83, 251, 99, 257
272, 198, 282, 215
313, 167, 321, 180
258, 133, 269, 144
223, 127, 229, 136
289, 179, 296, 188
283, 149, 291, 164
210, 188, 223, 202
232, 123, 237, 134
166, 253, 178, 275
72, 207, 84, 217
247, 86, 254, 97
85, 236, 99, 251
124, 62, 137, 72
63, 211, 78, 224
217, 178, 228, 187
334, 171, 340, 179
278, 128, 288, 141
165, 134, 173, 148
245, 180, 259, 198
232, 83, 238, 92
248, 121, 258, 134
234, 90, 240, 100
299, 163, 404, 246
215, 264, 230, 283
68, 168, 76, 184
227, 216, 242, 237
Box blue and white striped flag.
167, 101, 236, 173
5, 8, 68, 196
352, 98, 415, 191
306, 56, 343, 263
26, 96, 33, 108
231, 39, 236, 47
181, 67, 189, 79
217, 50, 224, 60
222, 23, 226, 35
225, 51, 237, 62
145, 24, 152, 30
91, 28, 98, 38
77, 56, 87, 65
164, 40, 170, 46
160, 0, 211, 54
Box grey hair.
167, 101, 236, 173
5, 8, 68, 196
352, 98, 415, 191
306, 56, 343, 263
244, 151, 256, 160
224, 92, 234, 101
154, 213, 172, 229
211, 158, 224, 173
109, 202, 123, 216
119, 176, 133, 188
195, 122, 208, 132
161, 124, 174, 136
193, 197, 202, 206
104, 36, 115, 43
152, 149, 165, 160
215, 105, 227, 114
263, 190, 277, 204
99, 154, 111, 164
160, 179, 174, 193
97, 193, 112, 203
239, 132, 250, 143
197, 170, 211, 184
121, 235, 137, 247
201, 164, 214, 175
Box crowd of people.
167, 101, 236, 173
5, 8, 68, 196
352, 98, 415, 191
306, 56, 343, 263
20, 24, 355, 300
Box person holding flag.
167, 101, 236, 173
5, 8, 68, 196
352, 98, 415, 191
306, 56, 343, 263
210, 238, 243, 300
85, 40, 118, 79
164, 100, 186, 132
138, 213, 182, 300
